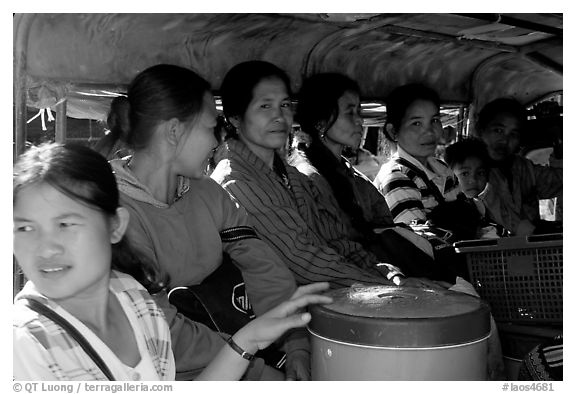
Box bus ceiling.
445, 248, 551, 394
13, 13, 563, 153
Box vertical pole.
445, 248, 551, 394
55, 99, 67, 144
13, 14, 35, 160
457, 106, 465, 139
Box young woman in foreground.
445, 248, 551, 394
13, 143, 331, 380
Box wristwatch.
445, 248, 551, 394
226, 337, 255, 361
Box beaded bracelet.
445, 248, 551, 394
226, 337, 255, 361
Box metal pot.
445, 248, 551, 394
308, 285, 491, 380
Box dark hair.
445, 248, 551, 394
296, 73, 360, 142
13, 142, 165, 293
444, 138, 490, 169
98, 64, 211, 153
476, 97, 527, 133
288, 73, 370, 235
384, 83, 440, 140
220, 60, 292, 138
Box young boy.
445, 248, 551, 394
445, 138, 508, 238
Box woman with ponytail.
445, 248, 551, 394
101, 64, 310, 380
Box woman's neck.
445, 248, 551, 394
239, 137, 276, 168
56, 276, 111, 335
416, 156, 430, 168
129, 151, 180, 204
321, 136, 344, 159
399, 146, 429, 168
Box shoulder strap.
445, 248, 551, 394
21, 298, 115, 381
395, 157, 445, 204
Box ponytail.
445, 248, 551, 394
93, 96, 131, 159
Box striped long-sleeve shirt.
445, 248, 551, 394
211, 139, 400, 288
373, 146, 461, 224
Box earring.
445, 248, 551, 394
315, 122, 326, 139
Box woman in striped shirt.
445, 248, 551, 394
373, 84, 462, 225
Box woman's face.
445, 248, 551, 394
324, 90, 363, 149
13, 183, 114, 301
237, 77, 293, 157
175, 92, 219, 178
479, 112, 521, 163
393, 99, 442, 165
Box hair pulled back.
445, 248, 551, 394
296, 73, 360, 142
104, 64, 211, 151
289, 73, 369, 236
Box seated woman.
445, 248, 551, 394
474, 98, 562, 236
211, 66, 504, 379
288, 73, 454, 283
13, 142, 331, 381
97, 64, 309, 380
373, 84, 481, 241
211, 60, 443, 290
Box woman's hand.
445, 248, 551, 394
232, 282, 332, 356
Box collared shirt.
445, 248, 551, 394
211, 139, 400, 288
13, 271, 175, 381
373, 146, 461, 224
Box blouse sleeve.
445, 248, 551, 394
205, 180, 297, 316
379, 168, 427, 224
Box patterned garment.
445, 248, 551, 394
518, 335, 563, 381
290, 143, 395, 236
211, 139, 400, 288
13, 271, 175, 381
373, 146, 461, 224
478, 155, 562, 235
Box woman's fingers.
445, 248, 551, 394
290, 282, 330, 300
273, 294, 332, 318
273, 312, 313, 333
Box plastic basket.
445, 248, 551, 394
454, 234, 562, 324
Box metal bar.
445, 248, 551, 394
55, 100, 67, 144
457, 107, 465, 139
453, 13, 562, 37
519, 37, 562, 55
25, 76, 128, 97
